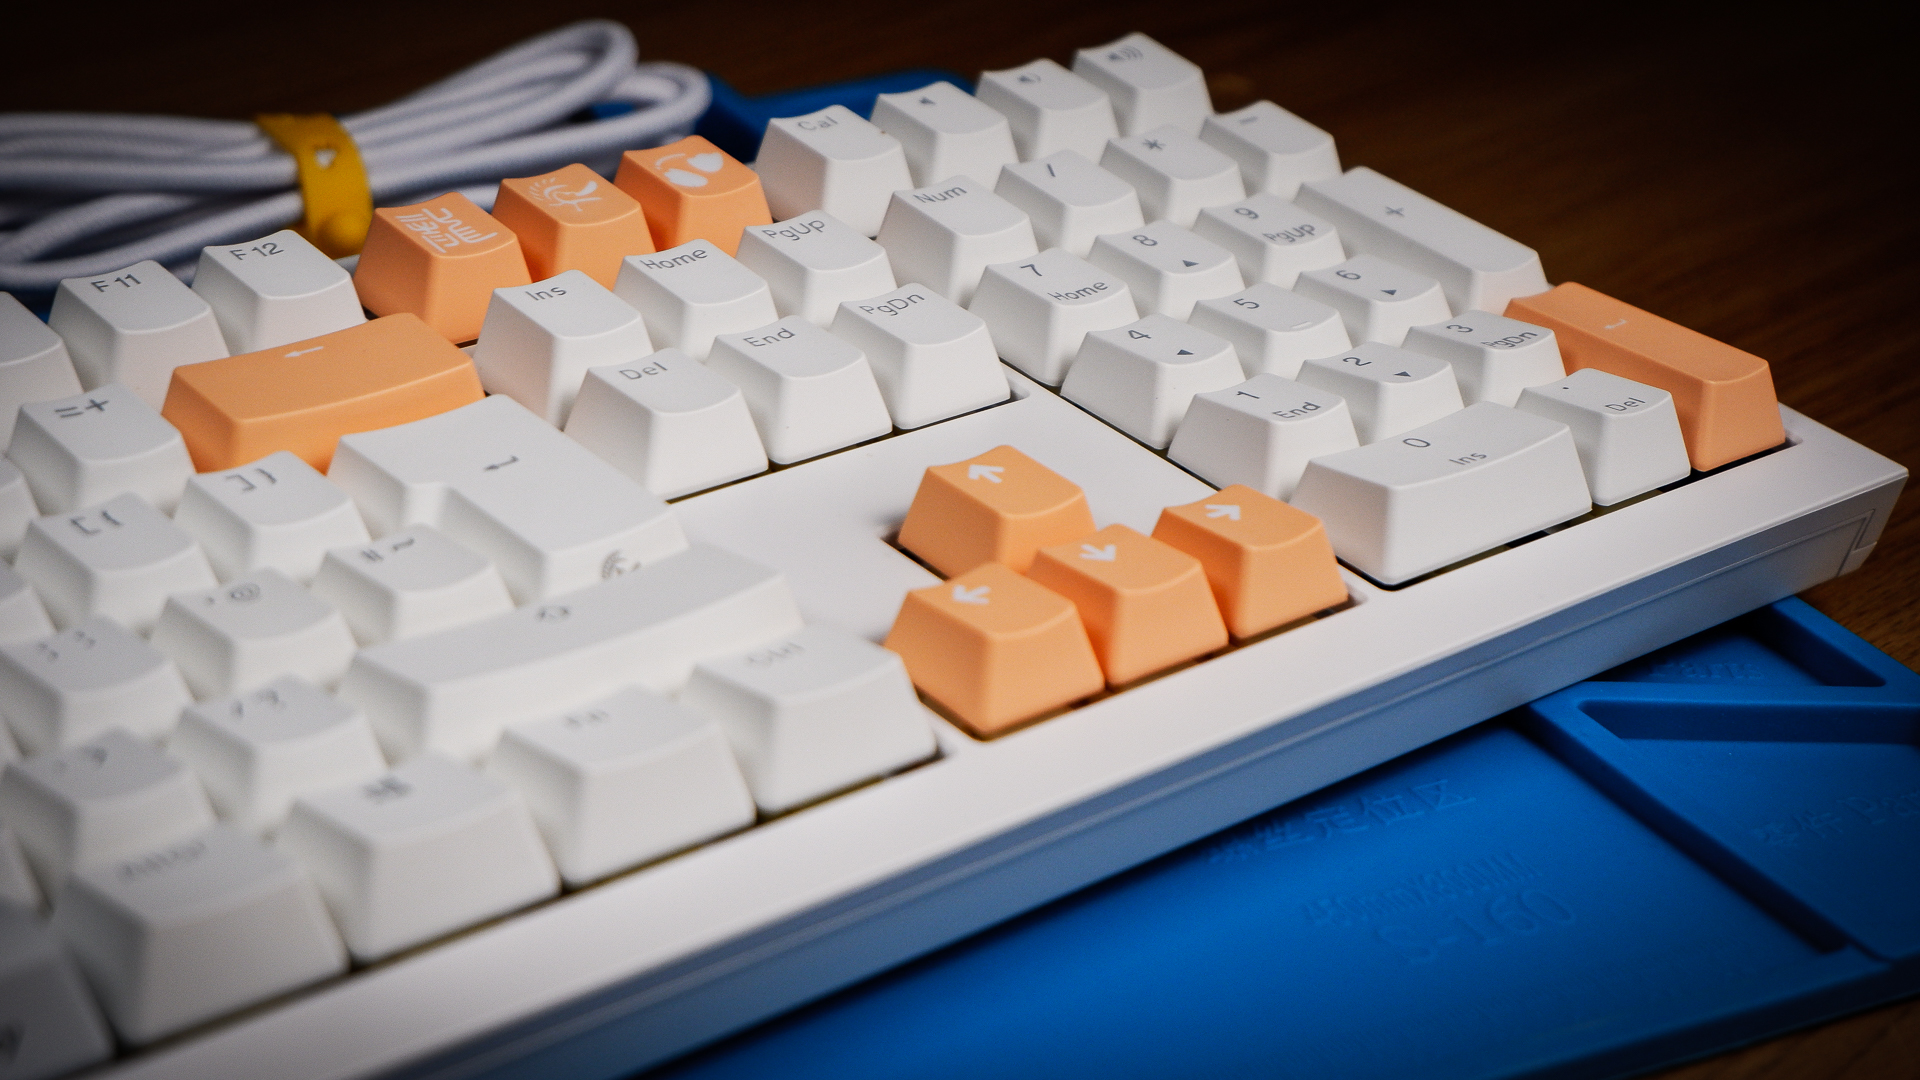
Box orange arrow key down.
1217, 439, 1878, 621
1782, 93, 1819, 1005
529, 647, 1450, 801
1027, 524, 1229, 686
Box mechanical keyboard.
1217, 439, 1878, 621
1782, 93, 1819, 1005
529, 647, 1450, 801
0, 25, 1907, 1080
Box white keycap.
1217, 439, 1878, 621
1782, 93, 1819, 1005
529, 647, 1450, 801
1100, 125, 1245, 228
0, 291, 83, 447
48, 261, 228, 409
15, 493, 216, 634
1294, 167, 1549, 313
612, 241, 777, 361
1296, 342, 1464, 444
1086, 220, 1242, 319
150, 569, 356, 699
329, 395, 687, 603
1189, 283, 1351, 379
1191, 194, 1345, 288
340, 545, 801, 762
1291, 402, 1592, 585
53, 824, 345, 1044
1167, 374, 1359, 499
565, 352, 769, 499
0, 906, 114, 1078
756, 106, 914, 238
875, 177, 1038, 306
1515, 368, 1691, 506
276, 755, 557, 962
472, 270, 653, 426
706, 317, 893, 464
487, 687, 756, 886
976, 58, 1119, 162
191, 230, 365, 354
1199, 101, 1341, 198
0, 731, 215, 888
1294, 254, 1451, 346
736, 212, 897, 326
872, 81, 1020, 190
0, 619, 191, 753
683, 624, 936, 814
310, 526, 512, 647
5, 381, 194, 515
0, 827, 42, 909
1060, 314, 1245, 448
830, 285, 1009, 429
0, 457, 32, 560
1073, 33, 1211, 135
994, 151, 1145, 258
1402, 310, 1567, 407
0, 562, 53, 646
0, 722, 15, 767
172, 450, 370, 584
967, 248, 1138, 385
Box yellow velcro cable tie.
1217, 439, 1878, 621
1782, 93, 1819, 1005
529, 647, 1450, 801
255, 113, 373, 258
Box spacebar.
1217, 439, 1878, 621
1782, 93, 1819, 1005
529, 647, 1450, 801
340, 545, 803, 761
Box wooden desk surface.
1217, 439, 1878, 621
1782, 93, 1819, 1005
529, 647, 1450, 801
7, 1, 1915, 1075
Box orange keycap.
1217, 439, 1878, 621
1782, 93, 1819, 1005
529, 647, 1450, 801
1506, 282, 1785, 472
1153, 485, 1347, 639
614, 135, 771, 256
884, 562, 1104, 737
161, 313, 484, 471
353, 192, 532, 343
492, 163, 655, 288
897, 445, 1097, 576
1026, 524, 1228, 686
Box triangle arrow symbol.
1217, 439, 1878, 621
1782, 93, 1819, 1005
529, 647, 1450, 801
1394, 371, 1411, 377
952, 584, 990, 605
920, 97, 935, 105
1205, 503, 1241, 520
1181, 260, 1198, 267
967, 464, 1004, 482
1382, 288, 1397, 295
1177, 349, 1193, 355
1079, 543, 1118, 561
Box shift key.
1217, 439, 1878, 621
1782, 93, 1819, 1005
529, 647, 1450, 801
1506, 282, 1784, 471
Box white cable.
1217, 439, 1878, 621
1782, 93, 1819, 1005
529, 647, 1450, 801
0, 20, 709, 293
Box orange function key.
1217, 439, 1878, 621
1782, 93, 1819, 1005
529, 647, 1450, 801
1026, 523, 1227, 686
1505, 282, 1785, 472
896, 445, 1096, 576
884, 562, 1104, 737
492, 163, 655, 288
161, 313, 483, 472
354, 192, 531, 343
1152, 485, 1347, 639
614, 135, 771, 256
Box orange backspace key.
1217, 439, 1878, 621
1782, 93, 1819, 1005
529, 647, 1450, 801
354, 192, 532, 343
897, 445, 1097, 576
614, 135, 771, 256
1506, 282, 1785, 471
492, 163, 655, 288
162, 313, 484, 471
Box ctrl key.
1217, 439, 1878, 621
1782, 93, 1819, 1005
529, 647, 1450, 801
0, 906, 113, 1080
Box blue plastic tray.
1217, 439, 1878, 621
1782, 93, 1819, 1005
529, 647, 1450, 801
643, 598, 1920, 1079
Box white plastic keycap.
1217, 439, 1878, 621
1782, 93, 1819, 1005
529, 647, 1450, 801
872, 81, 1020, 190
48, 261, 228, 409
1290, 402, 1593, 584
968, 249, 1138, 385
53, 824, 346, 1044
1402, 310, 1566, 407
1199, 101, 1341, 198
14, 493, 216, 634
329, 395, 687, 603
0, 458, 31, 559
276, 754, 558, 962
1189, 283, 1351, 379
705, 317, 894, 464
1100, 124, 1245, 228
191, 230, 365, 354
1296, 342, 1465, 444
0, 619, 191, 753
1294, 167, 1550, 313
0, 730, 215, 888
683, 624, 936, 814
565, 352, 769, 498
0, 562, 54, 645
994, 151, 1145, 258
1061, 314, 1245, 447
736, 212, 897, 326
309, 525, 513, 646
1294, 254, 1451, 346
830, 285, 1009, 428
472, 270, 654, 426
875, 177, 1038, 306
1191, 194, 1346, 288
1087, 220, 1242, 319
0, 905, 114, 1079
975, 59, 1119, 162
150, 569, 357, 698
0, 826, 37, 908
1073, 33, 1211, 135
1515, 368, 1692, 505
339, 545, 803, 762
6, 381, 194, 515
613, 241, 778, 361
756, 106, 914, 238
172, 450, 370, 584
0, 291, 83, 447
487, 687, 756, 886
1168, 374, 1360, 499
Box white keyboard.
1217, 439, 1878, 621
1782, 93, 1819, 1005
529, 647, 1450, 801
0, 31, 1906, 1080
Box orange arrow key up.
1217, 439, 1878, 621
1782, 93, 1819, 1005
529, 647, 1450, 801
897, 445, 1096, 576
